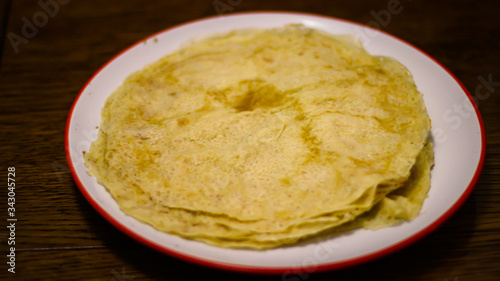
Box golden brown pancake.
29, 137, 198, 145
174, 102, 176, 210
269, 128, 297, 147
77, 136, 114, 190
84, 24, 432, 249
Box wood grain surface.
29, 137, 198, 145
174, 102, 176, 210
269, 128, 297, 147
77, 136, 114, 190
1, 0, 499, 280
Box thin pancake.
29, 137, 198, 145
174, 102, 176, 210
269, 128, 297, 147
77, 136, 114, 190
84, 24, 432, 249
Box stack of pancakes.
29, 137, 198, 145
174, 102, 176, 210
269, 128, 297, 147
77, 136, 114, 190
84, 25, 433, 249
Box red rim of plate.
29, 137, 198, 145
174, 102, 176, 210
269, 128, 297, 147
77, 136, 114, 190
65, 11, 486, 275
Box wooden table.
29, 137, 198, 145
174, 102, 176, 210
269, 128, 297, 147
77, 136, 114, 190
1, 0, 499, 280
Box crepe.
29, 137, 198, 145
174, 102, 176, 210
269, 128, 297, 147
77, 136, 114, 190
84, 24, 433, 249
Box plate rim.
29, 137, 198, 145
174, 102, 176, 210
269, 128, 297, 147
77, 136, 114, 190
65, 11, 486, 274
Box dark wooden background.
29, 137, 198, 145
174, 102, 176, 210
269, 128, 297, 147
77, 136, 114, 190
1, 0, 499, 280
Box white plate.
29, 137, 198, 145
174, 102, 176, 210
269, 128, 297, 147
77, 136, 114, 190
65, 12, 485, 274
